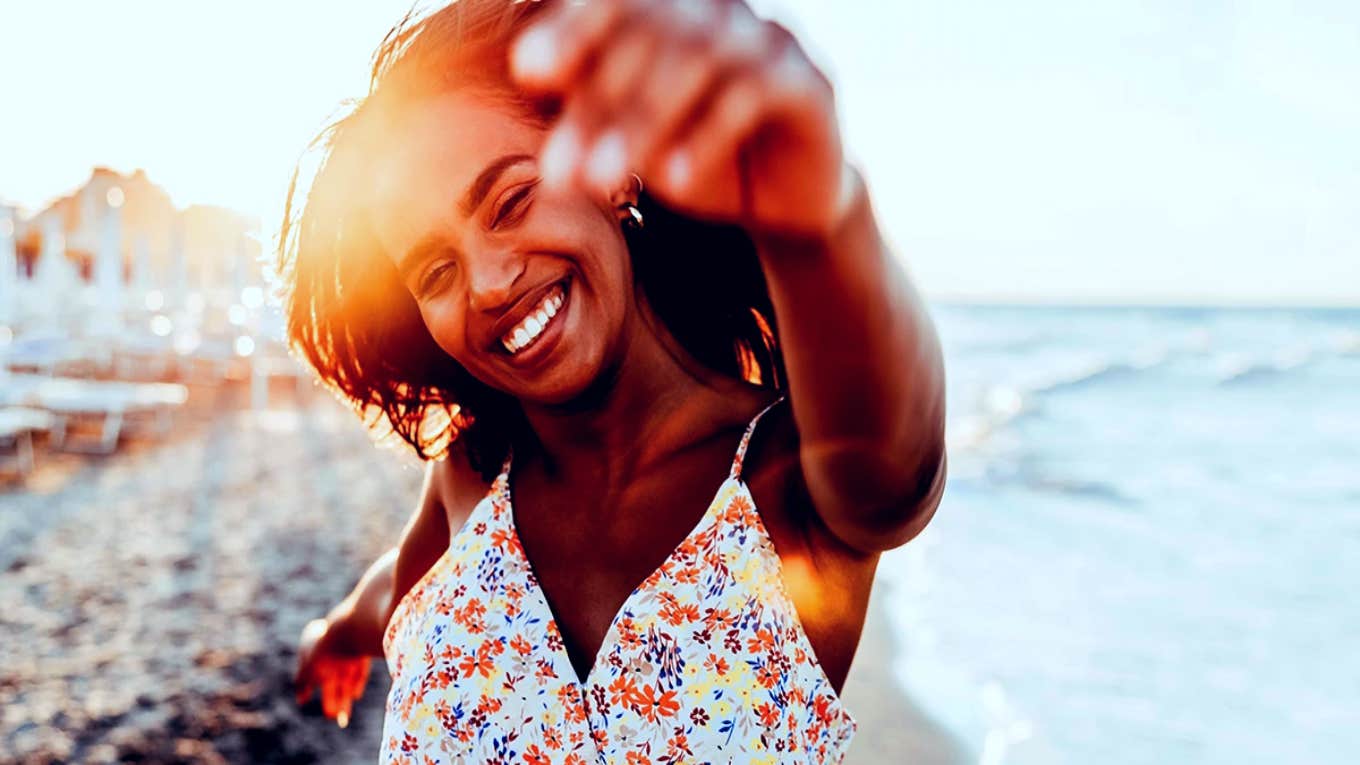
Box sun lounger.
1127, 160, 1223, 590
4, 335, 95, 376
0, 407, 55, 475
114, 333, 177, 381
1, 375, 189, 455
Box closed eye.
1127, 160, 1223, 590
491, 181, 538, 229
418, 261, 455, 296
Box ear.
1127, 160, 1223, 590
608, 172, 643, 217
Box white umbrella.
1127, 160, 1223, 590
94, 192, 124, 334
0, 207, 16, 385
0, 207, 16, 325
169, 217, 188, 308
133, 233, 151, 293
35, 216, 77, 322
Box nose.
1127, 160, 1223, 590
465, 245, 527, 316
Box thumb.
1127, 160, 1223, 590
294, 678, 315, 707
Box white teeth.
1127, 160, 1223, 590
501, 283, 567, 355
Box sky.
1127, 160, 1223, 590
1, 0, 1356, 305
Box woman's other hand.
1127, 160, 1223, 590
510, 0, 854, 239
294, 617, 371, 728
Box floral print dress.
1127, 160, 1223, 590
381, 394, 857, 764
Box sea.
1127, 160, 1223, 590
878, 305, 1360, 765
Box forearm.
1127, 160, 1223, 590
751, 166, 946, 544
322, 547, 399, 657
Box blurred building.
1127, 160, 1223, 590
9, 167, 262, 302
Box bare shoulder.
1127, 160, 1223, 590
429, 440, 496, 531
389, 442, 493, 618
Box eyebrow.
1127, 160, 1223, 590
460, 153, 535, 218
397, 153, 535, 279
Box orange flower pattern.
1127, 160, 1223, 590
381, 395, 856, 763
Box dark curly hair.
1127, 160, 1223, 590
275, 0, 786, 483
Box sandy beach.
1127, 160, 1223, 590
1, 382, 963, 764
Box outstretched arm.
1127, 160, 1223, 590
750, 173, 947, 553
508, 0, 947, 553
294, 459, 452, 724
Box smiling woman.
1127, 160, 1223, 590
277, 1, 785, 483
279, 0, 945, 762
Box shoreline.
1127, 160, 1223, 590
841, 580, 969, 765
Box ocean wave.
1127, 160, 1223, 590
1030, 352, 1168, 397
948, 353, 1170, 451
1217, 351, 1313, 386
973, 456, 1138, 505
947, 386, 1028, 452
1013, 474, 1137, 505
1331, 330, 1360, 356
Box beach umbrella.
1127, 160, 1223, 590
94, 192, 124, 334
133, 234, 151, 293
0, 207, 16, 325
0, 207, 15, 384
35, 216, 77, 323
170, 217, 188, 308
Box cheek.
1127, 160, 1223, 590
416, 298, 470, 362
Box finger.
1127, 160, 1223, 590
659, 41, 828, 197
574, 23, 658, 194
599, 0, 733, 107
321, 675, 340, 720
588, 23, 656, 114
350, 659, 371, 700
337, 702, 351, 730
710, 2, 772, 62
622, 5, 775, 175
510, 0, 634, 91
338, 660, 361, 703
539, 98, 595, 191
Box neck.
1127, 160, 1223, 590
514, 304, 764, 486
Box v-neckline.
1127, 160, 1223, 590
499, 447, 740, 688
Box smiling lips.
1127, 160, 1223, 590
501, 281, 567, 355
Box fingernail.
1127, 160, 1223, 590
541, 123, 581, 188
512, 26, 558, 80
585, 130, 627, 192
666, 150, 691, 192
674, 0, 717, 29
722, 8, 766, 55
773, 45, 814, 91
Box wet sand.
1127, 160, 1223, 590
841, 585, 967, 765
1, 383, 963, 764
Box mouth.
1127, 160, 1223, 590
496, 277, 571, 363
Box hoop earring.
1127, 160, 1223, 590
624, 203, 644, 230
622, 172, 645, 230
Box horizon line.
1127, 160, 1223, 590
928, 295, 1360, 311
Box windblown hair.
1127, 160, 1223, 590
275, 0, 786, 482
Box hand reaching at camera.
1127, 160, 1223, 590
294, 618, 371, 728
510, 0, 858, 239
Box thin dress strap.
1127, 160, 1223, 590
729, 393, 788, 482
497, 448, 514, 499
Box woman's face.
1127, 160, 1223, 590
367, 90, 635, 404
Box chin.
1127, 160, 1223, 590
522, 357, 611, 408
